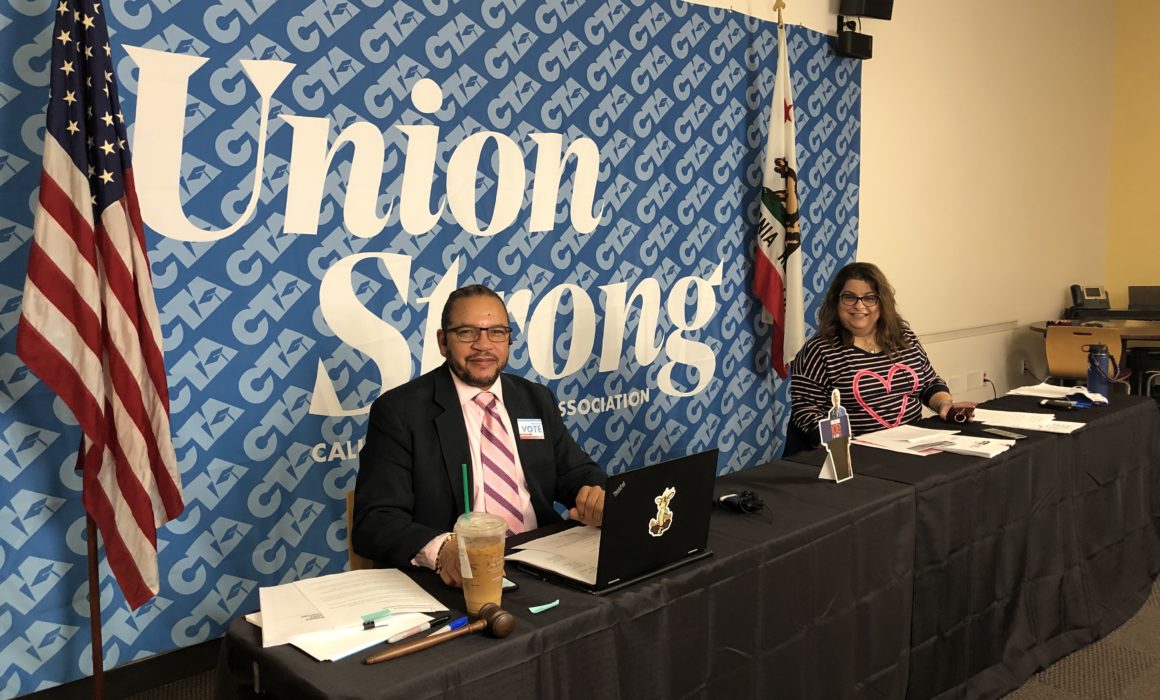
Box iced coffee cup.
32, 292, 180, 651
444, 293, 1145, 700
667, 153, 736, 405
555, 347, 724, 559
453, 512, 507, 616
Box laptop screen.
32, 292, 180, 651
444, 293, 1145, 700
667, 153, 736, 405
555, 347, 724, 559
596, 450, 718, 587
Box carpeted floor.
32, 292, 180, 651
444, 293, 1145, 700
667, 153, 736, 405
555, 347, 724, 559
1004, 577, 1160, 700
124, 670, 214, 700
126, 577, 1160, 700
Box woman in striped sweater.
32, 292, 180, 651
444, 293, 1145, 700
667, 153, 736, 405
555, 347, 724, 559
789, 262, 973, 440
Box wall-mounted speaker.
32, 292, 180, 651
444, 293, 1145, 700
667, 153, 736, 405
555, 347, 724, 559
835, 30, 873, 60
838, 0, 894, 21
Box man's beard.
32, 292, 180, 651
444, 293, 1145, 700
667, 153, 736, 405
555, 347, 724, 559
448, 353, 504, 388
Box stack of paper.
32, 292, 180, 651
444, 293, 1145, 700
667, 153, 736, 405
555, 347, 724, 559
854, 424, 1017, 458
912, 434, 1016, 458
247, 610, 435, 662
256, 569, 447, 661
973, 408, 1084, 434
1007, 382, 1108, 404
852, 424, 962, 456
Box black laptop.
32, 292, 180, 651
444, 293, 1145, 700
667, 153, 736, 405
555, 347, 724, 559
509, 449, 717, 594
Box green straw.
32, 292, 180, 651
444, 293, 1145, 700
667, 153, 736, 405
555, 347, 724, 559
462, 463, 470, 514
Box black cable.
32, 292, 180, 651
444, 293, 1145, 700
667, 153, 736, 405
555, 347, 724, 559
716, 491, 765, 514
982, 377, 998, 400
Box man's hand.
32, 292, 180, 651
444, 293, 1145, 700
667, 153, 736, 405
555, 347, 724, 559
569, 485, 605, 526
437, 534, 463, 588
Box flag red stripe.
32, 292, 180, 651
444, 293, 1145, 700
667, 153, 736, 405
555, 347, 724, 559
120, 174, 171, 413
103, 402, 161, 543
38, 171, 98, 269
81, 446, 155, 609
96, 208, 184, 516
104, 347, 184, 518
15, 317, 105, 434
23, 244, 103, 356
102, 329, 177, 515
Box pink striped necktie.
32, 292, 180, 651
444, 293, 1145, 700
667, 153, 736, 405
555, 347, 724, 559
473, 392, 525, 535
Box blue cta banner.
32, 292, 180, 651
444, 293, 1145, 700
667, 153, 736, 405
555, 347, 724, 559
0, 0, 859, 692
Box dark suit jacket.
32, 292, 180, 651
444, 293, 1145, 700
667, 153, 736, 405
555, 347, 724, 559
353, 365, 606, 567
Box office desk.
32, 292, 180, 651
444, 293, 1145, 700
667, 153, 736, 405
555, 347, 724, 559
1029, 320, 1160, 394
1029, 319, 1160, 341
216, 463, 916, 700
789, 395, 1160, 700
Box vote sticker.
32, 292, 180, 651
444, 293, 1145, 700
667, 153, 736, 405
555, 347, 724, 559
517, 418, 545, 440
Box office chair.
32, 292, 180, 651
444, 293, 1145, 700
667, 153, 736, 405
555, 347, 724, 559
346, 491, 373, 571
1128, 285, 1160, 310
1044, 326, 1131, 393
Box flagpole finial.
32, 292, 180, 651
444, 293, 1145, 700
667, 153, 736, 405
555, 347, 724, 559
773, 0, 786, 23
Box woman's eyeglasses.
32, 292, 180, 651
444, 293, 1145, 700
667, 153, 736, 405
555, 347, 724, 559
839, 292, 880, 308
444, 325, 513, 343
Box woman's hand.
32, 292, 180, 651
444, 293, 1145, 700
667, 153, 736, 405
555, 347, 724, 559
940, 401, 977, 423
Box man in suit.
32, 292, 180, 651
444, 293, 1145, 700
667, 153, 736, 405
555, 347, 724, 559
353, 284, 607, 586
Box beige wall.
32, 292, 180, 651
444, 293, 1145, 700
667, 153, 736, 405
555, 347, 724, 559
1107, 0, 1160, 308
700, 0, 1119, 396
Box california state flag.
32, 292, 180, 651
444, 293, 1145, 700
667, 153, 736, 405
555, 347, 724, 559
753, 22, 804, 378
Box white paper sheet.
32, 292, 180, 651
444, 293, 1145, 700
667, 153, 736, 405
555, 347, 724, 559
1007, 383, 1108, 404
973, 408, 1083, 434
258, 569, 446, 648
289, 612, 432, 662
852, 425, 960, 456
507, 549, 598, 585
1018, 420, 1084, 434
513, 525, 600, 554
917, 435, 1015, 458
507, 526, 600, 585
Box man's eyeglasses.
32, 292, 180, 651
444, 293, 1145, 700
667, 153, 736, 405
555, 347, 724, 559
839, 292, 880, 308
444, 325, 513, 343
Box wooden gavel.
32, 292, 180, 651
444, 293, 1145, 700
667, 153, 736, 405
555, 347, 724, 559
364, 603, 515, 664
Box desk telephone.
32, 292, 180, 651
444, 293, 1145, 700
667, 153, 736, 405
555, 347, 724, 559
1070, 284, 1109, 311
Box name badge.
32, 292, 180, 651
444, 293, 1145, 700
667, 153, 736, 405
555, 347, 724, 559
517, 418, 545, 440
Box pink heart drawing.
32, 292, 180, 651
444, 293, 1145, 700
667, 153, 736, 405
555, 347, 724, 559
852, 364, 920, 429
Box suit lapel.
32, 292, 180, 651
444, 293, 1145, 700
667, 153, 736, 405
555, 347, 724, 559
433, 368, 472, 515
500, 375, 545, 495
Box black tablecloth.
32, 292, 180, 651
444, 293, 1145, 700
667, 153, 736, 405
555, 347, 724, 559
789, 394, 1160, 700
216, 462, 916, 700
217, 397, 1160, 700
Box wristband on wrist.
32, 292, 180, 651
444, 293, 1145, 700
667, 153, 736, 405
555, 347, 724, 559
433, 533, 455, 574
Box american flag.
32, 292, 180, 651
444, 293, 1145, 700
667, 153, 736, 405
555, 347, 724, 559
16, 0, 184, 610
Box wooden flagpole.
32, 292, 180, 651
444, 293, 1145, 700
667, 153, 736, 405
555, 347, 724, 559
76, 437, 105, 699
86, 513, 106, 699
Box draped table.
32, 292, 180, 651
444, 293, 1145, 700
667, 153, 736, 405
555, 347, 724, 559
216, 462, 916, 700
788, 394, 1160, 699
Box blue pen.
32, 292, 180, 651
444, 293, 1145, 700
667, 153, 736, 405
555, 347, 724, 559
428, 615, 469, 637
